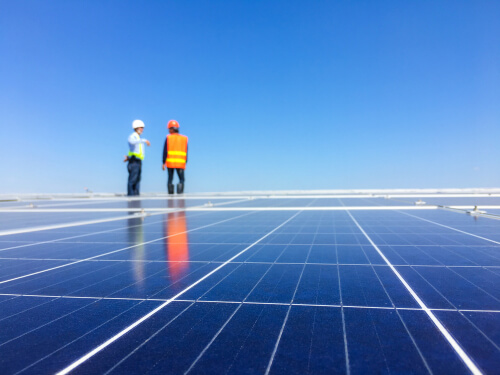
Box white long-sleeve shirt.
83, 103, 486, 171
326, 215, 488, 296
128, 132, 149, 159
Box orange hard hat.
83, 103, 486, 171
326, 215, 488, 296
167, 120, 179, 129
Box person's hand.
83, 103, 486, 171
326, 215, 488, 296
162, 164, 166, 171
123, 155, 129, 162
145, 140, 151, 146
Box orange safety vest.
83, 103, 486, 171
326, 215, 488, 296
165, 134, 188, 169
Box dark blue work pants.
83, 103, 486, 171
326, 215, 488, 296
167, 168, 185, 184
127, 159, 142, 196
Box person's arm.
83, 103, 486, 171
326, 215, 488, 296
185, 144, 188, 164
162, 137, 168, 169
128, 133, 149, 145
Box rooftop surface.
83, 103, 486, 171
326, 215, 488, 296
1, 190, 499, 374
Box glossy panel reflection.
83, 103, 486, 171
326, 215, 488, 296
127, 200, 146, 288
165, 199, 190, 282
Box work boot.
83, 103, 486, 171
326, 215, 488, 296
168, 184, 174, 195
177, 183, 184, 194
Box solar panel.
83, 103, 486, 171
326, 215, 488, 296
0, 191, 499, 374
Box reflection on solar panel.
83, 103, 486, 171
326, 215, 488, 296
1, 190, 499, 374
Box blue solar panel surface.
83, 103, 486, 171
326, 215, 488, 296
0, 212, 132, 232
218, 197, 408, 207
0, 195, 499, 374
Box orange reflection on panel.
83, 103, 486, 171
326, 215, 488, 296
165, 210, 189, 281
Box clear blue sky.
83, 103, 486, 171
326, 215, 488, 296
1, 0, 499, 194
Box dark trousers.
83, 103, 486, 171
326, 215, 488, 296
167, 168, 185, 184
127, 159, 142, 196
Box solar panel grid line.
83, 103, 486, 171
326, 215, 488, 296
347, 211, 483, 375
36, 261, 168, 302
0, 296, 58, 325
184, 203, 320, 373
380, 244, 500, 266
434, 311, 500, 372
175, 263, 239, 302
266, 213, 333, 375
431, 308, 500, 313
12, 298, 159, 375
269, 221, 318, 369
329, 207, 352, 374
334, 217, 352, 375
3, 259, 494, 268
419, 243, 481, 267
194, 247, 281, 302
392, 242, 490, 268
55, 211, 302, 375
356, 243, 434, 373
2, 292, 500, 314
336, 217, 395, 373
0, 293, 162, 303
0, 261, 117, 298
454, 312, 500, 353
400, 265, 498, 312
239, 213, 312, 266
0, 206, 443, 214
399, 213, 500, 260
21, 223, 267, 249
94, 263, 213, 301
7, 261, 209, 305
189, 206, 439, 211
189, 263, 268, 302
0, 258, 217, 265
101, 302, 196, 375
399, 211, 500, 246
0, 296, 102, 350
173, 300, 500, 314
16, 260, 132, 299
0, 259, 69, 282
443, 267, 500, 306
0, 225, 134, 252
265, 303, 293, 375
0, 211, 255, 286
184, 302, 243, 374
0, 255, 113, 286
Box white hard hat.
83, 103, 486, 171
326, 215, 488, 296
132, 119, 145, 129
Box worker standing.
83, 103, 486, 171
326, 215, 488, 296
126, 119, 150, 196
162, 120, 188, 194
